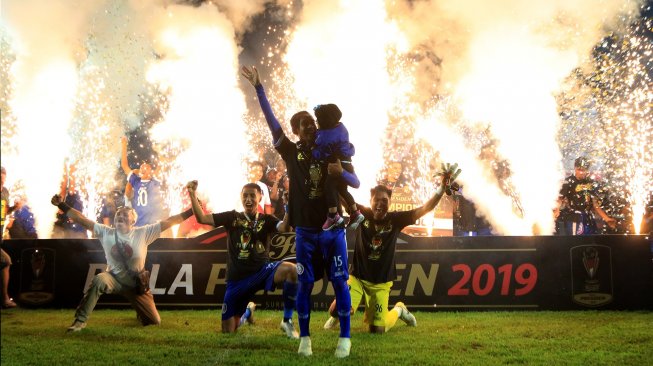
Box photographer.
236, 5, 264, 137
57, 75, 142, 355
50, 194, 192, 332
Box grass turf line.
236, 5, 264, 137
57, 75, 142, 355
1, 309, 652, 365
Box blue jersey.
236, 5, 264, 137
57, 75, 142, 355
313, 123, 355, 162
128, 174, 166, 226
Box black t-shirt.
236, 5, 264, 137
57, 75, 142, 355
212, 210, 279, 281
275, 136, 336, 228
559, 175, 604, 215
351, 206, 416, 283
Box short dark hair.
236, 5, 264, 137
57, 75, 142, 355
242, 183, 262, 194
574, 156, 591, 169
370, 185, 392, 199
313, 104, 342, 130
290, 111, 313, 134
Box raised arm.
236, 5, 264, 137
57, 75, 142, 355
277, 192, 292, 233
159, 208, 193, 232
120, 136, 133, 175
51, 194, 95, 232
186, 180, 215, 226
412, 163, 462, 220
241, 66, 284, 143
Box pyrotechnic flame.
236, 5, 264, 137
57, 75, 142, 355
281, 0, 410, 199
146, 4, 249, 218
5, 57, 78, 237
1, 0, 649, 238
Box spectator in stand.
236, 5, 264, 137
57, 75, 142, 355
263, 168, 286, 220
270, 158, 289, 220
555, 157, 616, 235
52, 166, 87, 239
98, 189, 125, 227
120, 136, 168, 228
379, 161, 408, 190
248, 161, 272, 215
1, 166, 20, 308
7, 196, 37, 239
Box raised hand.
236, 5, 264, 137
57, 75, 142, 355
241, 66, 261, 87
435, 163, 462, 196
186, 180, 198, 195
51, 194, 63, 206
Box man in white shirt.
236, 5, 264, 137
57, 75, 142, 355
51, 194, 192, 332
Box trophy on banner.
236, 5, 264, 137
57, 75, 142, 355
582, 247, 600, 292
30, 250, 46, 291
19, 248, 55, 305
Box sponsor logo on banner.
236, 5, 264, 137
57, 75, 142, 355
269, 233, 296, 261
570, 244, 613, 307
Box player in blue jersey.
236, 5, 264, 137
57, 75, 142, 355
121, 137, 167, 227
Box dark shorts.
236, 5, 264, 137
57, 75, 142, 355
221, 261, 282, 320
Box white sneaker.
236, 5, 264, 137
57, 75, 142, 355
67, 320, 86, 332
280, 320, 299, 339
323, 316, 338, 330
395, 302, 416, 326
298, 336, 312, 356
245, 302, 256, 325
334, 337, 351, 358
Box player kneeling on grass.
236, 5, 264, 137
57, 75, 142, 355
50, 194, 194, 332
186, 181, 298, 338
324, 163, 461, 333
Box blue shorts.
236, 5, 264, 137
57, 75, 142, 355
221, 261, 282, 320
295, 227, 349, 284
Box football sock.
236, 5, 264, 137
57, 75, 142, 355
297, 281, 314, 336
283, 281, 297, 322
385, 307, 401, 332
333, 278, 351, 338
239, 307, 252, 326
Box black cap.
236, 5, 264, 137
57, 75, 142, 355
574, 157, 590, 169
313, 104, 342, 129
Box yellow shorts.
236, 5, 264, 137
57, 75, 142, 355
348, 275, 393, 327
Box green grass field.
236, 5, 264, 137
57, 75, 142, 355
1, 308, 652, 365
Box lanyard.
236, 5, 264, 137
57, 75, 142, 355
244, 212, 259, 230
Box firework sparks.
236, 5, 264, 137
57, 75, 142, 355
146, 3, 249, 218
1, 0, 650, 238
560, 16, 653, 234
